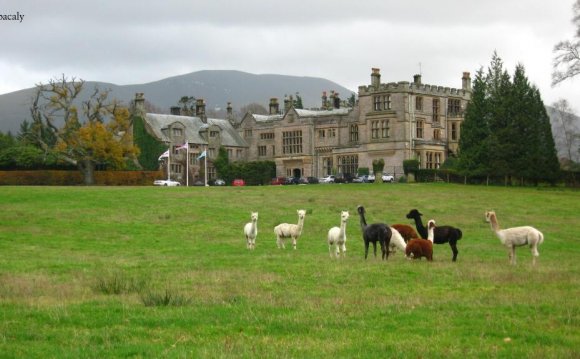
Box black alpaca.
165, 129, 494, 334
406, 209, 463, 262
357, 205, 392, 260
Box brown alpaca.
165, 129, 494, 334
392, 224, 418, 243
405, 220, 435, 261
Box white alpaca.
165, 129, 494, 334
485, 211, 544, 266
388, 227, 407, 255
328, 211, 349, 258
274, 209, 306, 250
244, 212, 258, 250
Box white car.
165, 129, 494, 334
382, 173, 395, 182
319, 175, 336, 183
154, 179, 181, 186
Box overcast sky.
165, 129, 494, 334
1, 0, 578, 111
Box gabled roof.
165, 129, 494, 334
144, 113, 248, 147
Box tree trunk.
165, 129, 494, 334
78, 159, 96, 185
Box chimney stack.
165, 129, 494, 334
170, 106, 181, 115
133, 93, 145, 115
462, 72, 472, 92
333, 92, 340, 109
413, 74, 422, 85
196, 99, 207, 123
269, 98, 279, 115
321, 91, 328, 109
227, 102, 233, 117
371, 68, 381, 88
284, 95, 292, 113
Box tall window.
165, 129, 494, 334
329, 128, 336, 137
323, 157, 333, 176
416, 120, 424, 138
244, 129, 252, 138
383, 95, 391, 110
416, 96, 423, 111
371, 121, 379, 139
433, 99, 440, 123
319, 129, 326, 138
381, 120, 390, 138
426, 152, 434, 169
350, 124, 359, 142
236, 149, 243, 159
425, 152, 442, 169
451, 123, 458, 140
433, 129, 441, 140
373, 96, 381, 111
227, 149, 233, 158
337, 155, 358, 176
207, 165, 216, 180
209, 147, 216, 158
258, 146, 267, 156
271, 145, 275, 156
448, 99, 461, 116
282, 130, 303, 154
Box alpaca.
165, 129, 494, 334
244, 212, 258, 250
405, 219, 436, 261
327, 211, 349, 258
391, 224, 418, 243
388, 227, 407, 255
357, 205, 392, 260
274, 209, 306, 250
485, 211, 544, 266
406, 209, 463, 262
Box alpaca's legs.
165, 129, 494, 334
329, 244, 334, 258
509, 245, 516, 265
292, 237, 297, 250
277, 235, 285, 249
372, 242, 377, 258
340, 244, 346, 257
531, 244, 539, 266
450, 241, 458, 262
364, 242, 370, 259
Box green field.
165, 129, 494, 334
0, 184, 578, 358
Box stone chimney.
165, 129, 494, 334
462, 72, 471, 92
284, 95, 292, 113
371, 68, 381, 88
226, 102, 233, 117
133, 93, 145, 115
413, 74, 422, 85
269, 98, 279, 115
195, 99, 207, 122
170, 106, 181, 115
333, 92, 340, 109
321, 91, 328, 109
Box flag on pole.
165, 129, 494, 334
197, 150, 206, 160
158, 149, 169, 160
176, 142, 188, 151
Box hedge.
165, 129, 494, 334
0, 170, 163, 186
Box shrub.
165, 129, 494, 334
403, 159, 419, 175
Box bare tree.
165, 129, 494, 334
552, 0, 580, 86
552, 99, 580, 163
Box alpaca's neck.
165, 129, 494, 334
489, 214, 501, 233
358, 213, 367, 231
340, 219, 347, 237
296, 217, 304, 233
250, 219, 257, 234
412, 216, 427, 238
427, 226, 434, 243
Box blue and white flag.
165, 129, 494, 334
197, 150, 207, 160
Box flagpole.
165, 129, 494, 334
186, 142, 189, 187
204, 145, 208, 187
167, 146, 171, 181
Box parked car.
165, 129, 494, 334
232, 179, 245, 186
271, 177, 286, 185
382, 173, 395, 182
352, 176, 365, 183
367, 174, 375, 183
213, 179, 226, 186
153, 179, 181, 186
306, 176, 319, 184
319, 175, 335, 183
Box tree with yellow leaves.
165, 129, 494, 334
30, 75, 139, 185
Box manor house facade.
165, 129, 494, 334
133, 68, 471, 183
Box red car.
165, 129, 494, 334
271, 177, 286, 185
232, 179, 245, 186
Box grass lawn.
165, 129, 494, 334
0, 183, 578, 358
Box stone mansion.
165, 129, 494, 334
132, 68, 472, 183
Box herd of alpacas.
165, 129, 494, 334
243, 207, 545, 265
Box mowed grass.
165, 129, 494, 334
0, 183, 578, 358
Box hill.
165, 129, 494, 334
0, 70, 355, 134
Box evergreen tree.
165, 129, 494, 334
457, 69, 491, 177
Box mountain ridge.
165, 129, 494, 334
0, 70, 355, 134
